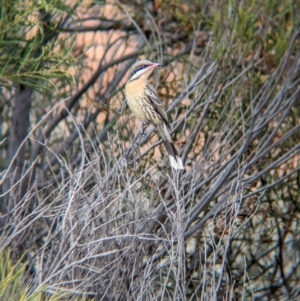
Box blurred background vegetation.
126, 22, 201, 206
0, 0, 299, 300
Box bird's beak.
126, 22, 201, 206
151, 63, 162, 69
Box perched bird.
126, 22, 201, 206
124, 60, 184, 170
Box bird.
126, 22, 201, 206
124, 59, 184, 170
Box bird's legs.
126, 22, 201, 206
130, 121, 150, 152
124, 121, 150, 166
141, 121, 150, 136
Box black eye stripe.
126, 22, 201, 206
131, 64, 150, 76
138, 65, 148, 70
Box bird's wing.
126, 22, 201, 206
145, 83, 163, 106
145, 83, 171, 130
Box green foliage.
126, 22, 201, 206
0, 0, 77, 92
0, 250, 27, 300
0, 250, 43, 301
207, 0, 294, 66
0, 250, 89, 300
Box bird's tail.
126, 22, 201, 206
163, 141, 184, 170
157, 123, 184, 170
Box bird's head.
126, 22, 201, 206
127, 60, 161, 83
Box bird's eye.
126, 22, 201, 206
132, 65, 149, 76
138, 65, 147, 71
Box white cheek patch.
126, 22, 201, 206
132, 69, 146, 80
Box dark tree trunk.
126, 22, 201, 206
5, 84, 33, 209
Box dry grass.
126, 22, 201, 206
1, 1, 300, 300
